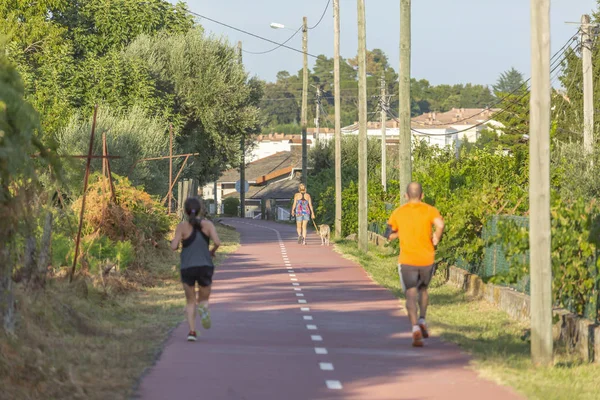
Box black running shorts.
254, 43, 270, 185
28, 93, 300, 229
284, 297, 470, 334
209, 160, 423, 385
180, 266, 214, 287
398, 264, 435, 292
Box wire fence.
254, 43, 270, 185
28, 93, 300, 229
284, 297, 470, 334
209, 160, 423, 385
370, 214, 599, 321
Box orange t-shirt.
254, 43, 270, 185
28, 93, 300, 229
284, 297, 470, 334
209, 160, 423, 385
387, 202, 442, 267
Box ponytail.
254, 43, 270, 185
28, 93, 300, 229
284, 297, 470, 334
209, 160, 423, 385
188, 209, 202, 230
184, 197, 204, 230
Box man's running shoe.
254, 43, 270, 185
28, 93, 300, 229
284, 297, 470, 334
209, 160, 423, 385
199, 304, 211, 329
412, 330, 424, 347
187, 331, 197, 341
419, 323, 429, 339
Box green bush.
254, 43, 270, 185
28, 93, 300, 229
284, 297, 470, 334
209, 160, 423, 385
223, 197, 239, 217
492, 197, 600, 318
51, 233, 134, 273
51, 233, 74, 268
82, 236, 135, 273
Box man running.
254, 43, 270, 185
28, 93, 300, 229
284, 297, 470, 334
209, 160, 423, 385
385, 182, 444, 347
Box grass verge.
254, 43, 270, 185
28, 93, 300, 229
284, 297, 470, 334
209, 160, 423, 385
0, 223, 239, 400
334, 239, 600, 400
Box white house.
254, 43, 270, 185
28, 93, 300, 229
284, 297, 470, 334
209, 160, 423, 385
335, 108, 501, 149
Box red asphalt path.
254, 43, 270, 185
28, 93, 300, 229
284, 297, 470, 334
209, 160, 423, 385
135, 219, 522, 400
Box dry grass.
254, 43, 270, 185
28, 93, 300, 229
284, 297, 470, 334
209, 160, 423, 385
0, 223, 239, 400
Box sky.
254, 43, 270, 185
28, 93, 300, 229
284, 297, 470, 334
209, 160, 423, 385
177, 0, 597, 87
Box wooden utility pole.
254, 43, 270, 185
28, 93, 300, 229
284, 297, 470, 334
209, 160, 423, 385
213, 181, 218, 215
315, 86, 321, 141
582, 14, 594, 156
168, 124, 173, 214
380, 73, 387, 191
238, 41, 246, 218
301, 16, 309, 185
333, 0, 342, 238
399, 0, 412, 203
529, 0, 553, 366
357, 0, 368, 252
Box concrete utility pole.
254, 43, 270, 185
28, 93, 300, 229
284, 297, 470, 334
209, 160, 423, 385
357, 0, 368, 253
315, 86, 321, 141
529, 0, 553, 366
301, 16, 309, 185
238, 41, 246, 218
582, 14, 594, 156
380, 73, 387, 191
399, 0, 412, 203
333, 0, 342, 239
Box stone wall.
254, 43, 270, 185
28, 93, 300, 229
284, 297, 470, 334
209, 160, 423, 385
448, 265, 600, 363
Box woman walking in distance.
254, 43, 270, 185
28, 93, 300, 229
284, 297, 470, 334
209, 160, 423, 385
171, 198, 221, 341
291, 183, 315, 245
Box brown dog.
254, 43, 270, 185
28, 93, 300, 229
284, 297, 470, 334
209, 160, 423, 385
318, 224, 331, 246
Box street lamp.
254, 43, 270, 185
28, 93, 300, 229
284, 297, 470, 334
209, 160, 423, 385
270, 19, 308, 186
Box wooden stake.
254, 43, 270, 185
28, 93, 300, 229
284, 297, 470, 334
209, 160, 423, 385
70, 105, 98, 283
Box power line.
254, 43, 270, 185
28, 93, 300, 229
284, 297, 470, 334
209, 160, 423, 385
308, 0, 332, 30
243, 26, 303, 55
420, 32, 580, 127
185, 8, 319, 58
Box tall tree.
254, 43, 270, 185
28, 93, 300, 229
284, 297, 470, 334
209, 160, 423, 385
493, 67, 525, 96
0, 51, 55, 332
125, 29, 263, 185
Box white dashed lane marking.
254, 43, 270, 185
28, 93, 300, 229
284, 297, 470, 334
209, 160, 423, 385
326, 380, 343, 390
319, 363, 334, 371
256, 223, 343, 394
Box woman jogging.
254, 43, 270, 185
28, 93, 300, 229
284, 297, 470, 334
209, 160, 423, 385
171, 197, 221, 342
291, 183, 315, 245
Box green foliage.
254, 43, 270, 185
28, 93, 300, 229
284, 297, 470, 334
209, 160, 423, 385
51, 233, 75, 268
82, 236, 135, 273
56, 106, 174, 196
410, 79, 496, 115
53, 0, 194, 58
492, 198, 600, 318
0, 51, 53, 202
551, 140, 600, 202
0, 0, 192, 135
223, 197, 239, 217
266, 123, 302, 136
259, 49, 495, 131
4, 0, 258, 188
125, 28, 262, 184
479, 92, 530, 153
492, 67, 525, 96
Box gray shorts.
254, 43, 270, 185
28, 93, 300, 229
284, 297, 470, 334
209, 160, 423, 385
398, 264, 436, 292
